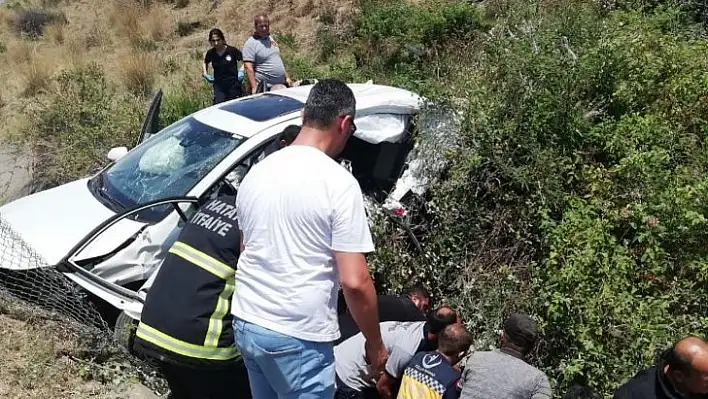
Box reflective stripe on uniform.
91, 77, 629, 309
204, 279, 236, 347
136, 322, 239, 361
169, 241, 234, 280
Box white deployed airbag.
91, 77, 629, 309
353, 113, 408, 144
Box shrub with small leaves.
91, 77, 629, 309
19, 63, 142, 190
339, 0, 708, 396
12, 9, 67, 39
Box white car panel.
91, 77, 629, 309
88, 212, 183, 286
275, 82, 424, 114
0, 178, 145, 268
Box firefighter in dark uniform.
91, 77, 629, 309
133, 194, 251, 399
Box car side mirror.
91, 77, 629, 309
107, 146, 129, 162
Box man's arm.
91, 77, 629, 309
375, 345, 416, 399
333, 181, 386, 374
244, 62, 257, 93
374, 371, 397, 399
241, 40, 258, 93
336, 251, 386, 365
284, 66, 292, 86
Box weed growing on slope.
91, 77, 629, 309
19, 63, 143, 190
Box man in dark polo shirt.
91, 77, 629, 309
614, 336, 708, 399
336, 284, 432, 346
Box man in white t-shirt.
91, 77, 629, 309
231, 79, 388, 398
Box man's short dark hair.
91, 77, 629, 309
302, 79, 356, 130
503, 312, 538, 351
403, 283, 430, 300
437, 323, 472, 357
665, 347, 693, 374
278, 125, 301, 146
563, 385, 602, 399
427, 305, 458, 335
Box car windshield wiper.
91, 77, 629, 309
92, 174, 126, 211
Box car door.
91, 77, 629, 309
59, 196, 201, 317
136, 89, 163, 146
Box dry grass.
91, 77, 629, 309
0, 314, 108, 398
108, 0, 143, 40
4, 40, 56, 97
44, 21, 65, 44
120, 49, 158, 97
0, 0, 331, 135
0, 301, 161, 399
6, 39, 32, 63
62, 29, 87, 66
22, 55, 54, 96
143, 5, 173, 42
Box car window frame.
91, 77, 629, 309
187, 118, 302, 207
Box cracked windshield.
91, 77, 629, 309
99, 117, 244, 211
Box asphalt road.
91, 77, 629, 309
0, 145, 32, 204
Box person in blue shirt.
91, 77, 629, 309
397, 322, 473, 399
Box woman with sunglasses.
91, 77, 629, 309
203, 28, 245, 104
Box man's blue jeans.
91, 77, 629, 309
233, 318, 335, 398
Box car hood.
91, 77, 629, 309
0, 178, 145, 268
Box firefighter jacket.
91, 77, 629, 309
133, 195, 241, 369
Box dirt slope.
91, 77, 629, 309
0, 0, 349, 395
0, 0, 351, 140
0, 310, 161, 398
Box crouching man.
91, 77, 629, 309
334, 306, 460, 399
397, 323, 473, 399
132, 194, 251, 399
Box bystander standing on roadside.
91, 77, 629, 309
203, 28, 244, 104
242, 14, 292, 94
614, 336, 708, 399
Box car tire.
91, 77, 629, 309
114, 310, 138, 353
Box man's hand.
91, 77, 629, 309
375, 371, 397, 399
365, 338, 389, 377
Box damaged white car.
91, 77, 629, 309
0, 82, 462, 337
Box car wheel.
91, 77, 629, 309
114, 310, 138, 353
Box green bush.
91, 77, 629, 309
176, 20, 201, 37
345, 0, 708, 396
159, 76, 213, 128
19, 63, 143, 190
